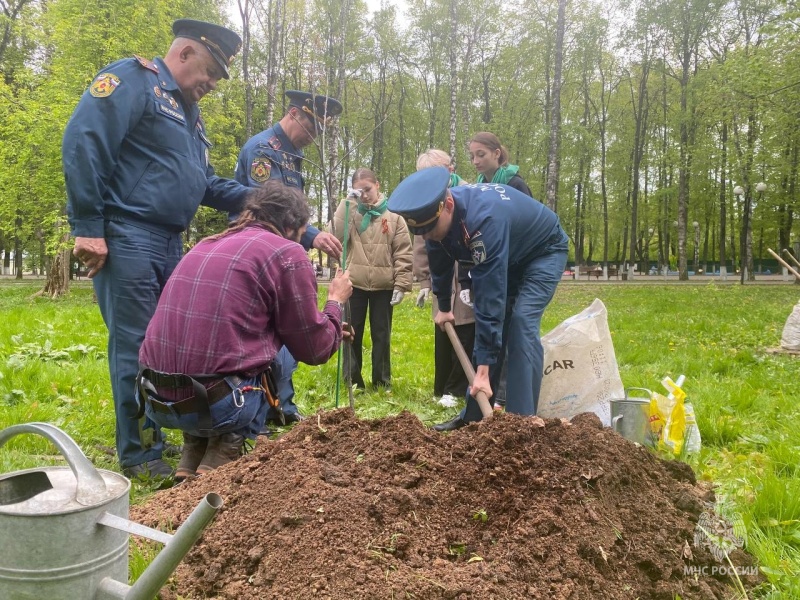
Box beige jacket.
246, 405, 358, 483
413, 236, 475, 325
330, 194, 413, 292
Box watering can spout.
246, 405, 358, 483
96, 492, 223, 600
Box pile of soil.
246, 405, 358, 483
133, 410, 758, 599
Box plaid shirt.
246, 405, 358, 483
140, 225, 343, 376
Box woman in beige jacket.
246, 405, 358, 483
330, 168, 413, 389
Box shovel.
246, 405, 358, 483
443, 322, 494, 419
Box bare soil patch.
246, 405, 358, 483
133, 410, 758, 599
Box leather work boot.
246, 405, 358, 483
175, 433, 208, 482
196, 432, 246, 475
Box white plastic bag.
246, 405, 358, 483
781, 301, 800, 351
537, 298, 624, 426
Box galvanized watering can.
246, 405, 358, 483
610, 388, 658, 447
0, 422, 222, 600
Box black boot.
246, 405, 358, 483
432, 416, 468, 432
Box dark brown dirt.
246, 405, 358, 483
133, 410, 759, 599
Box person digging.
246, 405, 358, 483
137, 181, 353, 479
387, 167, 568, 430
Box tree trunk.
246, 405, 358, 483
40, 239, 71, 299
448, 0, 458, 160
544, 0, 566, 212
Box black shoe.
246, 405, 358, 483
284, 412, 305, 424
267, 411, 305, 426
123, 458, 174, 480
432, 416, 468, 432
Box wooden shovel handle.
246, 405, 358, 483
443, 322, 494, 419
768, 248, 800, 280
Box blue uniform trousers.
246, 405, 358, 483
269, 346, 300, 420
461, 248, 568, 422
93, 220, 181, 468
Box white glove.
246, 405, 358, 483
390, 289, 405, 306
459, 288, 473, 308
416, 288, 430, 308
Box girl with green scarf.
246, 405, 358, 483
469, 131, 533, 197
329, 168, 413, 390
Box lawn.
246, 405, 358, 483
1, 279, 799, 598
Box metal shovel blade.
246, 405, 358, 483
0, 471, 53, 505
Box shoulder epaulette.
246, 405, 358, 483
133, 55, 159, 74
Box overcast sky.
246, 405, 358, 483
225, 0, 409, 27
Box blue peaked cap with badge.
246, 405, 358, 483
285, 90, 343, 132
172, 19, 242, 79
387, 166, 451, 235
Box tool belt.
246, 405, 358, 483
136, 365, 278, 431
137, 368, 242, 433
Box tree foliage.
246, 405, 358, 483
2, 0, 799, 279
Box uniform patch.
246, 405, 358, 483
90, 73, 120, 98
153, 86, 162, 98
156, 102, 186, 124
268, 135, 282, 150
168, 96, 178, 109
470, 240, 487, 264
251, 159, 271, 183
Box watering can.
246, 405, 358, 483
610, 388, 657, 447
0, 422, 222, 600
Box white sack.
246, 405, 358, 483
537, 298, 623, 426
781, 300, 800, 351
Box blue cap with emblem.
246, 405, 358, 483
285, 90, 343, 132
387, 166, 451, 235
172, 19, 242, 79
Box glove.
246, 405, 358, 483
459, 288, 473, 308
390, 289, 405, 306
416, 288, 430, 308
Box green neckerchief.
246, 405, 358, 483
476, 164, 520, 185
357, 197, 388, 233
450, 173, 464, 187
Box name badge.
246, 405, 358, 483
156, 102, 186, 125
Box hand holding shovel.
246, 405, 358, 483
439, 319, 494, 420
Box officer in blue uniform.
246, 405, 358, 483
234, 90, 344, 425
388, 167, 569, 431
63, 19, 249, 478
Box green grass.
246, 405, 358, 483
1, 279, 800, 596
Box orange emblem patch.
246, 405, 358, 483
251, 159, 271, 183
90, 73, 121, 98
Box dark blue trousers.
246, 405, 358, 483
268, 346, 300, 420
461, 247, 568, 422
93, 220, 181, 468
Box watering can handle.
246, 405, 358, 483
0, 422, 107, 506
611, 414, 623, 433
624, 387, 653, 401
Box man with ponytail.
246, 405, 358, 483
138, 180, 352, 479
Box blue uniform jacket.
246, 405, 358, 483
63, 56, 247, 237
234, 122, 320, 250
427, 183, 567, 366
